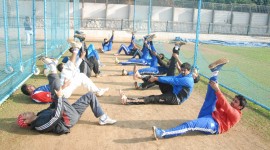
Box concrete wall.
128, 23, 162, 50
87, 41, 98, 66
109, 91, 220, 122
152, 6, 173, 21
173, 8, 193, 22
251, 13, 268, 26
232, 12, 250, 25
83, 3, 106, 19
195, 9, 213, 23
3, 2, 269, 36
214, 10, 231, 24
107, 4, 129, 19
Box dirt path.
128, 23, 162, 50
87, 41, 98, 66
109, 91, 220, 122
0, 43, 269, 150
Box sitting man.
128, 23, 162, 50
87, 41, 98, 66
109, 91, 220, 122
152, 58, 247, 140
17, 60, 116, 134
134, 52, 200, 90
120, 62, 194, 105
121, 52, 166, 76
118, 35, 156, 66
55, 41, 108, 98
122, 42, 186, 77
74, 31, 101, 78
114, 31, 138, 56
99, 30, 114, 53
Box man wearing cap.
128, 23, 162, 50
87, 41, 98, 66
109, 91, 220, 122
17, 59, 117, 134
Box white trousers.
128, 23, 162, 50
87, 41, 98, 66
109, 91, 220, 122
25, 30, 33, 45
62, 73, 100, 98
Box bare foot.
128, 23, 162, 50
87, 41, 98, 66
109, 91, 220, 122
119, 90, 128, 105
133, 65, 141, 80
115, 57, 120, 64
134, 82, 139, 89
98, 48, 104, 53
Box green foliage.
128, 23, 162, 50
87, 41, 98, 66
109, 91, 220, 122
202, 0, 269, 5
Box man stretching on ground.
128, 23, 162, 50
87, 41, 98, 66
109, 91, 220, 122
152, 58, 247, 140
99, 30, 114, 53
120, 62, 194, 105
17, 60, 116, 134
114, 31, 138, 56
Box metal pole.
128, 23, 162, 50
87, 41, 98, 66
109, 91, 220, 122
193, 0, 202, 68
15, 0, 23, 67
3, 0, 10, 68
73, 0, 75, 32
148, 0, 152, 34
133, 0, 136, 31
32, 0, 37, 73
68, 0, 70, 39
44, 0, 47, 56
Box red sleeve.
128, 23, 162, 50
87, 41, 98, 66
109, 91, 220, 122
31, 91, 52, 103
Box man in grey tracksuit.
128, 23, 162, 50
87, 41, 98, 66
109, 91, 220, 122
17, 58, 116, 134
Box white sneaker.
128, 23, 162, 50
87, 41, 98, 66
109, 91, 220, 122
96, 88, 109, 97
68, 40, 82, 49
99, 115, 117, 125
39, 56, 58, 66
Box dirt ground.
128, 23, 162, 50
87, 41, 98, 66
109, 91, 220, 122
0, 42, 270, 150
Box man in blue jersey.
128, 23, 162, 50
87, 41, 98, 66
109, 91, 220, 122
114, 31, 138, 56
100, 30, 114, 53
120, 62, 194, 105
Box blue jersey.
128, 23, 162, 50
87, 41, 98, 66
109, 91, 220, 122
158, 73, 194, 103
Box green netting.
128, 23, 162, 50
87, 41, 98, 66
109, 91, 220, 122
133, 0, 270, 110
0, 0, 80, 105
133, 0, 152, 34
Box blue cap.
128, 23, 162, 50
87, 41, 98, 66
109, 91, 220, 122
62, 56, 69, 63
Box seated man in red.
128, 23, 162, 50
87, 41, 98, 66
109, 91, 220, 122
152, 58, 247, 140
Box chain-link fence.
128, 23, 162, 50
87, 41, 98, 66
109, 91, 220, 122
0, 0, 80, 105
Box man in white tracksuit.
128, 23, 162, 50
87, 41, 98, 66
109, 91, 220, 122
55, 41, 108, 98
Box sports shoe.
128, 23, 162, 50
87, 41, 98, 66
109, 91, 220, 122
68, 40, 82, 49
209, 58, 229, 72
74, 34, 86, 42
152, 126, 165, 140
146, 34, 156, 41
175, 41, 186, 46
96, 88, 109, 97
122, 69, 127, 76
99, 115, 117, 125
75, 30, 84, 35
39, 56, 58, 66
143, 35, 149, 41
